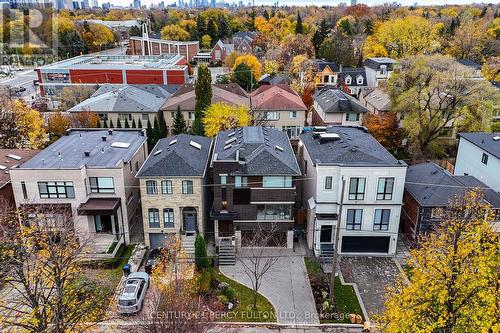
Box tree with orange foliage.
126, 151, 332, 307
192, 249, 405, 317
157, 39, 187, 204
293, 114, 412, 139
72, 111, 100, 128
362, 112, 404, 152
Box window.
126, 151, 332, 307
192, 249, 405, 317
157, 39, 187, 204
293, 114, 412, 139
135, 161, 139, 172
289, 111, 297, 119
142, 113, 149, 121
148, 208, 160, 228
98, 113, 108, 121
256, 204, 292, 220
161, 180, 172, 194
324, 176, 333, 190
348, 178, 365, 200
119, 113, 132, 122
220, 175, 227, 186
345, 75, 352, 85
320, 225, 333, 243
374, 209, 390, 231
235, 176, 248, 188
377, 177, 394, 200
356, 76, 364, 85
380, 65, 387, 76
38, 181, 75, 199
89, 177, 114, 193
163, 208, 174, 227
346, 209, 362, 230
182, 180, 193, 194
215, 49, 221, 60
283, 126, 300, 138
265, 112, 279, 120
262, 176, 292, 188
188, 112, 195, 121
146, 180, 157, 195
323, 75, 329, 83
129, 161, 132, 172
345, 113, 360, 121
21, 181, 27, 199
481, 153, 488, 165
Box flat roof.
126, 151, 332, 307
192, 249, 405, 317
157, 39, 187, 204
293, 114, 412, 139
38, 54, 185, 71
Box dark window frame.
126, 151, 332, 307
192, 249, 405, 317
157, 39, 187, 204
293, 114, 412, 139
146, 180, 158, 195
161, 180, 173, 194
325, 176, 333, 190
481, 153, 488, 165
163, 208, 174, 228
148, 208, 160, 228
377, 177, 394, 200
182, 180, 193, 194
346, 209, 362, 230
38, 181, 75, 199
89, 177, 115, 193
373, 209, 390, 231
348, 178, 365, 200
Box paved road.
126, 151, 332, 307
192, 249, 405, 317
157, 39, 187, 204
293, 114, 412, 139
220, 247, 319, 325
0, 68, 38, 101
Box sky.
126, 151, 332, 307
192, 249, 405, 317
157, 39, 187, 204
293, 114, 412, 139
108, 0, 495, 9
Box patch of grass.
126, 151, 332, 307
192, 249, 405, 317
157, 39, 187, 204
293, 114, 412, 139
84, 245, 135, 290
304, 257, 322, 276
333, 276, 364, 323
213, 268, 276, 322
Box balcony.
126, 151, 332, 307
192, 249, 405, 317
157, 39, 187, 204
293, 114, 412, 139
256, 204, 293, 221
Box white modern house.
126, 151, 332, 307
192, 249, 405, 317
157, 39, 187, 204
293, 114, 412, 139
298, 126, 407, 256
454, 132, 500, 193
363, 57, 397, 87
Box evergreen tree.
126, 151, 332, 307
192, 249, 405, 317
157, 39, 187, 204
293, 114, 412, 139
116, 118, 122, 128
196, 15, 206, 40
295, 11, 303, 34
109, 119, 114, 128
137, 118, 143, 129
218, 16, 230, 40
146, 119, 154, 152
158, 111, 168, 138
192, 64, 212, 136
311, 19, 329, 54
207, 18, 218, 45
263, 9, 270, 21
103, 120, 108, 128
232, 63, 253, 91
96, 120, 101, 128
172, 106, 187, 135
124, 119, 130, 128
194, 234, 209, 270
246, 9, 256, 31
153, 117, 161, 146
131, 118, 137, 128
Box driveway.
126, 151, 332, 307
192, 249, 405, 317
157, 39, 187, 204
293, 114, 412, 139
339, 257, 401, 318
220, 247, 319, 325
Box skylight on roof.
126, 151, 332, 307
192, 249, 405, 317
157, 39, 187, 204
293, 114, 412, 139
154, 150, 162, 156
169, 139, 177, 145
227, 131, 236, 137
275, 145, 284, 152
190, 141, 202, 150
225, 137, 236, 145
7, 154, 22, 161
493, 136, 500, 141
224, 144, 232, 150
111, 142, 130, 149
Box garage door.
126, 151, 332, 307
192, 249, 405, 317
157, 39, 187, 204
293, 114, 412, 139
149, 233, 169, 249
341, 236, 390, 253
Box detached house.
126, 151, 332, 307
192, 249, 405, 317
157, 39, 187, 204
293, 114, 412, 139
338, 67, 367, 96
363, 57, 397, 87
359, 87, 391, 114
211, 127, 301, 250
232, 31, 257, 54
298, 126, 407, 256
9, 129, 147, 258
314, 59, 339, 87
194, 40, 234, 65
136, 134, 212, 249
251, 84, 307, 139
312, 87, 368, 126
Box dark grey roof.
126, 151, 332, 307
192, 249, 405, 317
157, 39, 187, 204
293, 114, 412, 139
137, 134, 212, 177
405, 162, 500, 208
213, 127, 300, 176
69, 84, 177, 113
458, 59, 481, 70
258, 74, 291, 85
315, 59, 339, 72
300, 126, 403, 166
458, 132, 500, 159
313, 87, 368, 114
363, 57, 397, 70
19, 129, 146, 169
339, 68, 367, 87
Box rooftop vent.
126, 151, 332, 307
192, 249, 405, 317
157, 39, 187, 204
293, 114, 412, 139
101, 136, 107, 141
7, 154, 22, 161
153, 150, 162, 156
493, 136, 500, 141
190, 141, 202, 150
84, 151, 90, 157
0, 165, 6, 170
319, 133, 341, 144
169, 139, 177, 146
108, 129, 113, 135
111, 142, 130, 149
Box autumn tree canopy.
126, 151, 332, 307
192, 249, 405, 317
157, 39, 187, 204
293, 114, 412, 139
203, 102, 251, 137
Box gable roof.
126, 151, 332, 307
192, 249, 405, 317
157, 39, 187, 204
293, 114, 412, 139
258, 74, 291, 85
364, 57, 397, 70
315, 59, 339, 72
300, 126, 403, 167
161, 83, 249, 111
458, 132, 500, 160
313, 87, 368, 114
213, 39, 234, 54
405, 162, 500, 208
0, 149, 41, 188
360, 87, 391, 112
68, 84, 176, 113
137, 134, 212, 177
251, 84, 307, 111
339, 68, 367, 87
213, 127, 301, 176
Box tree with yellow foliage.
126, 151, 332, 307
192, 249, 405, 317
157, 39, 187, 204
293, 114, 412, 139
446, 19, 489, 62
161, 24, 190, 41
224, 51, 240, 69
203, 102, 251, 137
375, 191, 499, 333
201, 34, 212, 49
14, 100, 46, 149
233, 54, 262, 80
481, 56, 500, 82
47, 111, 72, 142
264, 59, 279, 75
363, 16, 440, 59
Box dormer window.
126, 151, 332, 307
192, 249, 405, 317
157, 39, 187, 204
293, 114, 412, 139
356, 76, 364, 85
380, 65, 387, 76
345, 75, 352, 85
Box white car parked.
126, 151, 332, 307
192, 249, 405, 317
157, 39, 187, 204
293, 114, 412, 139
117, 272, 149, 314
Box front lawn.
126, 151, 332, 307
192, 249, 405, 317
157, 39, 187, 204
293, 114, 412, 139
304, 257, 364, 323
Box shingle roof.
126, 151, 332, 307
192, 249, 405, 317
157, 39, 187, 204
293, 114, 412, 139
68, 84, 176, 113
213, 127, 301, 176
300, 126, 403, 166
136, 134, 212, 177
405, 162, 500, 208
360, 87, 391, 112
251, 84, 307, 111
161, 83, 249, 111
258, 74, 290, 85
339, 68, 366, 87
313, 87, 368, 114
315, 59, 339, 72
0, 149, 40, 188
19, 129, 146, 169
363, 57, 397, 70
458, 132, 500, 160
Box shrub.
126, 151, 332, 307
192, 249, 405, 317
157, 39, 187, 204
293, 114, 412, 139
217, 295, 229, 306
195, 234, 209, 270
198, 267, 213, 294
221, 286, 236, 300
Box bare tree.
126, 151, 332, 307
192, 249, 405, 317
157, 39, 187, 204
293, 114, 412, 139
237, 223, 285, 310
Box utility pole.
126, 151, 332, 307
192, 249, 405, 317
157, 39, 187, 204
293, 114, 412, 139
330, 176, 345, 303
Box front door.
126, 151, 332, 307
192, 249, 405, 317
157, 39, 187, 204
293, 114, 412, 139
94, 215, 112, 233
183, 209, 197, 235
218, 220, 234, 237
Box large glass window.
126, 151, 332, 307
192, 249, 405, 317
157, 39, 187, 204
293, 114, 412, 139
161, 180, 172, 194
262, 176, 292, 188
163, 208, 174, 228
348, 178, 365, 200
325, 176, 333, 190
89, 177, 114, 193
235, 176, 248, 188
377, 177, 394, 200
38, 181, 75, 199
346, 209, 362, 230
346, 113, 360, 121
148, 208, 160, 228
146, 180, 157, 195
182, 180, 193, 194
374, 209, 390, 231
256, 204, 292, 220
265, 112, 279, 120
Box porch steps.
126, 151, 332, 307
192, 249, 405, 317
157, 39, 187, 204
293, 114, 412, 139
218, 241, 236, 266
181, 235, 196, 263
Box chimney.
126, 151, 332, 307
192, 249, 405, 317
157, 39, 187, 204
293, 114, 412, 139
101, 136, 107, 142
84, 151, 90, 157
108, 129, 113, 135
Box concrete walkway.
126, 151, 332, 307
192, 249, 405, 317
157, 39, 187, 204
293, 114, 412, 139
220, 247, 319, 325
